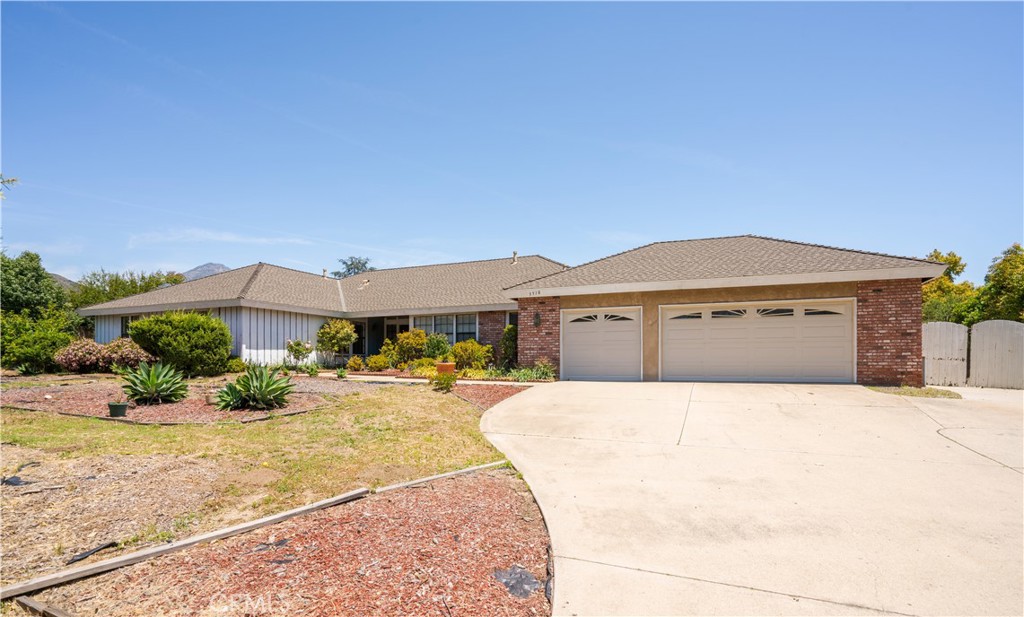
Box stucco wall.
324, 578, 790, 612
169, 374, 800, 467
559, 282, 858, 381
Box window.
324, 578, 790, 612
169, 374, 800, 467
670, 311, 702, 320
456, 314, 477, 342
413, 316, 433, 333
570, 314, 599, 323
805, 308, 843, 316
352, 322, 366, 355
605, 314, 633, 321
756, 308, 794, 317
507, 312, 519, 327
434, 315, 455, 344
711, 309, 746, 319
120, 315, 139, 337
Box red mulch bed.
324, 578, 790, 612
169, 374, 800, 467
2, 382, 327, 424
454, 384, 529, 410
38, 470, 551, 616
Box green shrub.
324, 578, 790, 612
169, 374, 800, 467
121, 362, 188, 405
396, 329, 427, 363
225, 357, 247, 373
285, 339, 315, 365
317, 319, 358, 357
0, 307, 76, 374
336, 367, 347, 379
366, 354, 391, 372
458, 368, 487, 379
99, 338, 154, 371
301, 363, 320, 377
499, 324, 518, 370
410, 364, 437, 379
128, 312, 232, 376
451, 339, 492, 370
532, 358, 556, 380
430, 371, 457, 392
54, 338, 104, 373
346, 355, 365, 372
379, 338, 398, 367
424, 333, 451, 359
215, 366, 294, 411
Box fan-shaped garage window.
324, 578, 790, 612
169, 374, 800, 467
711, 309, 746, 319
756, 308, 794, 317
605, 314, 634, 321
570, 314, 599, 323
805, 308, 843, 316
670, 312, 702, 320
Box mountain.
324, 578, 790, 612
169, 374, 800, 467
48, 272, 80, 291
182, 263, 230, 281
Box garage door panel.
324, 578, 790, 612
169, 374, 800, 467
563, 309, 642, 381
661, 301, 854, 383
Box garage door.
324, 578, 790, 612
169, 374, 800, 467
562, 308, 642, 381
661, 301, 854, 383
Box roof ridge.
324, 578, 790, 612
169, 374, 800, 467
237, 263, 264, 299
745, 234, 941, 265
341, 254, 557, 277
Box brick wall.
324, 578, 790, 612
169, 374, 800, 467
477, 310, 507, 355
516, 296, 561, 373
856, 279, 924, 386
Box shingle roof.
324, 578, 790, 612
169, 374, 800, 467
340, 255, 565, 314
78, 263, 345, 315
79, 256, 566, 316
507, 235, 941, 293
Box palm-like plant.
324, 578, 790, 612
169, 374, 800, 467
121, 362, 188, 405
215, 366, 294, 411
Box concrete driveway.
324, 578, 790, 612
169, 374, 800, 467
482, 382, 1023, 616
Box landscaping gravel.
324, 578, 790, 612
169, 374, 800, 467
36, 470, 551, 616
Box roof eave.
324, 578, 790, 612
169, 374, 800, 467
79, 298, 346, 318
505, 264, 947, 299
342, 302, 518, 319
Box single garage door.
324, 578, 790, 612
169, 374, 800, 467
661, 301, 854, 383
562, 308, 642, 381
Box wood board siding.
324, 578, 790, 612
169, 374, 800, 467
922, 322, 968, 386
968, 320, 1024, 389
239, 307, 327, 365
94, 316, 121, 344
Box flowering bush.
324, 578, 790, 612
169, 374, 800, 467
54, 338, 104, 373
285, 339, 314, 365
99, 337, 155, 371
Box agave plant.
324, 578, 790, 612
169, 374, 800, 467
122, 362, 188, 405
215, 366, 294, 411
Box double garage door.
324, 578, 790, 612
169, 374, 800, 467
561, 300, 854, 383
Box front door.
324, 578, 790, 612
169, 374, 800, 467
384, 318, 409, 341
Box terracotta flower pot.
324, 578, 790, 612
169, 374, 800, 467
436, 362, 456, 375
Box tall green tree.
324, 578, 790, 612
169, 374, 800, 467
921, 249, 979, 324
331, 256, 376, 278
0, 251, 67, 316
69, 269, 185, 308
976, 243, 1024, 322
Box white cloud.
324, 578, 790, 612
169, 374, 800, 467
1, 240, 86, 257
127, 228, 312, 249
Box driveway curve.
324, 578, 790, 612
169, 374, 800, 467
482, 381, 1022, 616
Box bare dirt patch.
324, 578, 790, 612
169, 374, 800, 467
2, 381, 328, 424
36, 470, 550, 616
0, 445, 224, 586
454, 384, 530, 410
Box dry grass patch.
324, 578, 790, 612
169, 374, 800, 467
0, 385, 501, 585
867, 386, 963, 399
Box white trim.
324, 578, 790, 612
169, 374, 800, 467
559, 306, 644, 382
657, 297, 857, 383
507, 265, 944, 299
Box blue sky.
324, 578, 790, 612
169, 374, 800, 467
2, 2, 1021, 283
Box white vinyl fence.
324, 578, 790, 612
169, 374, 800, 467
923, 320, 1024, 389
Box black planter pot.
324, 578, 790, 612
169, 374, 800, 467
108, 402, 129, 417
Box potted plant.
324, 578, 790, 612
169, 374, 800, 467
108, 393, 129, 417
435, 353, 456, 375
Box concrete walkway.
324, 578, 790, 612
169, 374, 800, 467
482, 382, 1023, 616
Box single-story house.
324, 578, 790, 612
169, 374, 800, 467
80, 235, 944, 386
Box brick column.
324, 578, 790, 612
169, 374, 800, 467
477, 311, 507, 350
516, 296, 561, 373
856, 279, 924, 386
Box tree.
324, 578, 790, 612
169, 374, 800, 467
68, 269, 185, 308
0, 174, 17, 199
317, 319, 359, 356
976, 243, 1024, 322
331, 256, 376, 278
922, 249, 980, 324
0, 251, 67, 316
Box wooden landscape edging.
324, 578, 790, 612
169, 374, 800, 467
14, 595, 75, 617
0, 460, 512, 600
0, 488, 369, 600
